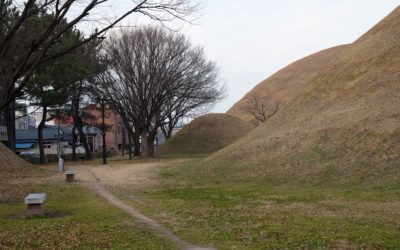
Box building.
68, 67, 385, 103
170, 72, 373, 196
15, 108, 36, 130
56, 104, 129, 152
31, 110, 47, 127
15, 125, 103, 155
53, 104, 187, 152
85, 104, 130, 151
15, 126, 73, 154
79, 125, 102, 152
15, 116, 36, 130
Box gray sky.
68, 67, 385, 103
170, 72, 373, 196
110, 1, 399, 113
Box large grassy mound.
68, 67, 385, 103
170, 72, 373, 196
206, 6, 400, 186
156, 113, 252, 157
134, 8, 400, 249
227, 45, 348, 123
0, 142, 37, 178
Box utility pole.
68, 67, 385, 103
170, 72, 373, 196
57, 120, 60, 157
57, 117, 64, 172
122, 124, 125, 157
101, 98, 107, 165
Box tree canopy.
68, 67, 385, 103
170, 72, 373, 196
97, 26, 224, 157
0, 0, 196, 110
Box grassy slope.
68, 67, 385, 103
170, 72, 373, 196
0, 142, 40, 179
126, 7, 400, 249
0, 173, 175, 249
208, 6, 400, 186
125, 158, 399, 249
156, 113, 253, 157
226, 45, 348, 122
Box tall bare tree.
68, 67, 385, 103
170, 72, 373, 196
0, 0, 197, 110
97, 26, 224, 157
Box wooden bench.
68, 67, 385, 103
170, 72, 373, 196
25, 193, 46, 216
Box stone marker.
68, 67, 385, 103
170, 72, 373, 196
25, 193, 46, 216
65, 170, 75, 183
58, 156, 64, 172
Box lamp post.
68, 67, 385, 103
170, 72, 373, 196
57, 116, 64, 172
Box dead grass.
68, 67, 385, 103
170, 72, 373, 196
0, 159, 176, 249
75, 160, 184, 188
208, 6, 400, 186
226, 45, 348, 122
156, 113, 253, 157
0, 142, 44, 179
130, 159, 400, 249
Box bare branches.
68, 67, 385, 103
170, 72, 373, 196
245, 94, 279, 126
0, 0, 198, 110
96, 26, 224, 156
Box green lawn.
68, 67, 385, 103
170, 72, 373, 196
3, 157, 399, 249
0, 179, 174, 249
117, 158, 400, 249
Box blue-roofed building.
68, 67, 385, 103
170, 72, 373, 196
15, 125, 73, 154
15, 125, 102, 155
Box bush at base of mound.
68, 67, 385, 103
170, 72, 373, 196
156, 114, 253, 157
0, 142, 40, 178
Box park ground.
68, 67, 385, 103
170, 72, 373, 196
1, 156, 399, 249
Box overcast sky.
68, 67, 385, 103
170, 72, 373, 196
111, 1, 399, 113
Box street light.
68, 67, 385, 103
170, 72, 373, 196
97, 98, 109, 165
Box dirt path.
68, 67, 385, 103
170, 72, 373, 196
73, 164, 215, 250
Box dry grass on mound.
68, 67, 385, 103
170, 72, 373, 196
156, 113, 253, 157
0, 142, 39, 179
208, 6, 400, 185
226, 45, 348, 122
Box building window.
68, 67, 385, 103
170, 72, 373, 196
43, 143, 52, 148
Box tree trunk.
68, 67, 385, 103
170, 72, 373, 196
5, 102, 16, 152
133, 131, 140, 157
140, 130, 155, 158
122, 126, 125, 156
128, 131, 132, 160
162, 120, 177, 140
38, 105, 47, 164
75, 115, 92, 161
166, 123, 174, 140
72, 125, 76, 161
72, 98, 92, 161
121, 119, 135, 159
161, 126, 168, 141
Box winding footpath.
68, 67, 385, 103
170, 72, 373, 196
74, 165, 216, 250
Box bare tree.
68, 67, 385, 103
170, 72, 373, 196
97, 26, 224, 157
160, 88, 223, 140
0, 0, 197, 110
245, 94, 279, 126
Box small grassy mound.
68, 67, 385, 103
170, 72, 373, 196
0, 142, 39, 179
156, 114, 253, 157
